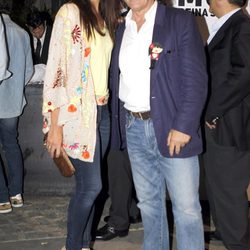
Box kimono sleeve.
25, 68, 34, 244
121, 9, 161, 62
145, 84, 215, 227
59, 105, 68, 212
42, 5, 73, 130
42, 6, 70, 118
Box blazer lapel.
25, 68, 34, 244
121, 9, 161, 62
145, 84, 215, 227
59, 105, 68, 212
208, 24, 228, 52
152, 4, 166, 49
150, 4, 167, 79
112, 22, 125, 98
208, 10, 242, 52
114, 23, 126, 59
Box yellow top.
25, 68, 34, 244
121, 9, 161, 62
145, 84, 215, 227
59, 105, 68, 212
90, 27, 113, 105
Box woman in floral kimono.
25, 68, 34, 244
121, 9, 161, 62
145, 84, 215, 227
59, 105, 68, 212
42, 1, 120, 249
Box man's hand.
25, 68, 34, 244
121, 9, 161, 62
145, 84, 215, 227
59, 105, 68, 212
206, 121, 216, 129
167, 129, 191, 156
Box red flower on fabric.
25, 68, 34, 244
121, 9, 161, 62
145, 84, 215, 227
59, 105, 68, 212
82, 150, 90, 159
82, 145, 90, 159
69, 143, 79, 150
52, 67, 64, 88
71, 25, 81, 44
68, 104, 77, 112
84, 47, 91, 57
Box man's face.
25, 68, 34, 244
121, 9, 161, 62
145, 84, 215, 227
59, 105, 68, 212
28, 24, 45, 39
206, 0, 222, 18
124, 0, 155, 13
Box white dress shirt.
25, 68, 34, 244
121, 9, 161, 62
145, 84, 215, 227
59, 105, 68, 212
207, 8, 240, 44
119, 1, 157, 112
33, 25, 47, 55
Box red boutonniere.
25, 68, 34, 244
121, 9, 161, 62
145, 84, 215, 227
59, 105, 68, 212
149, 43, 163, 69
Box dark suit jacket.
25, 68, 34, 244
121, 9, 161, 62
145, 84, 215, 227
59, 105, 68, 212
205, 10, 250, 151
109, 3, 208, 158
33, 24, 52, 64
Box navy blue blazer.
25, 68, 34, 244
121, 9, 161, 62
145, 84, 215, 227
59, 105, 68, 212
109, 3, 208, 158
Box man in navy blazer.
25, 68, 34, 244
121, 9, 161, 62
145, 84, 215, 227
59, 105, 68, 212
109, 0, 207, 249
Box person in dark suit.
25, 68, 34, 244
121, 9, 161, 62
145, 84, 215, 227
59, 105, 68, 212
26, 10, 52, 65
95, 149, 141, 241
95, 2, 141, 241
204, 0, 250, 249
109, 0, 208, 249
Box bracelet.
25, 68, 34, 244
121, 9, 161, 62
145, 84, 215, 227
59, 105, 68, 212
212, 117, 219, 125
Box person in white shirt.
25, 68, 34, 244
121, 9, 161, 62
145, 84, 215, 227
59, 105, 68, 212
109, 0, 208, 249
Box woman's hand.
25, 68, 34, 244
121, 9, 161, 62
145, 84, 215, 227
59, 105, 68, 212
46, 108, 63, 158
47, 125, 63, 158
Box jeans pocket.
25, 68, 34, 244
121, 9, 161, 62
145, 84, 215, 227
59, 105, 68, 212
125, 113, 135, 130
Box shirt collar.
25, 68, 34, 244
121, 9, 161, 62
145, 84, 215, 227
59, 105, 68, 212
211, 8, 240, 34
2, 14, 11, 21
35, 25, 47, 44
125, 1, 158, 27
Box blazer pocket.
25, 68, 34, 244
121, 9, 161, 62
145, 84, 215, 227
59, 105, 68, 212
164, 48, 178, 60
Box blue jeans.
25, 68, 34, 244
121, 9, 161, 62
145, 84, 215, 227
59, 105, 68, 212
66, 105, 110, 250
0, 117, 23, 203
125, 113, 204, 250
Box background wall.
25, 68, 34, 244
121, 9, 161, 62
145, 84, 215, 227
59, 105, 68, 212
173, 0, 250, 42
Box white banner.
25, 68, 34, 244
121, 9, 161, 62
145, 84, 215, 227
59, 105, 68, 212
173, 0, 250, 33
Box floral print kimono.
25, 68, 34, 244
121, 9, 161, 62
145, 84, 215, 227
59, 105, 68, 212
43, 3, 97, 162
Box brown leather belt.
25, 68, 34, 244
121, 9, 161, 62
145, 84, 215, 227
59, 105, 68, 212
130, 111, 150, 120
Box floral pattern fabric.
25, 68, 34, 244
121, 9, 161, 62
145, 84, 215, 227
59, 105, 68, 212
42, 3, 97, 162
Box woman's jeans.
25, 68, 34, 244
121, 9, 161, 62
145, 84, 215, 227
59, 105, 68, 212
66, 105, 110, 250
0, 117, 23, 203
126, 113, 204, 250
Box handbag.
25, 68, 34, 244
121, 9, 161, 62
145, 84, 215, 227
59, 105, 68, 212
53, 147, 75, 177
44, 133, 75, 177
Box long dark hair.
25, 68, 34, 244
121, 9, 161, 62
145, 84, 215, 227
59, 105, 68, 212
70, 0, 120, 41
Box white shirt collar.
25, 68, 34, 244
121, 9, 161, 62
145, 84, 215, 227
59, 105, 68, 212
125, 1, 158, 26
36, 25, 47, 44
208, 8, 240, 44
2, 14, 11, 21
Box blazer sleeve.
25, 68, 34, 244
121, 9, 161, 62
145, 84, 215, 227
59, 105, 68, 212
206, 20, 250, 121
42, 4, 70, 115
172, 13, 208, 136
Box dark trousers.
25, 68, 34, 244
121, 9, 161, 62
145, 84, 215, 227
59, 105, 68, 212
0, 117, 23, 203
107, 149, 140, 231
204, 127, 250, 250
